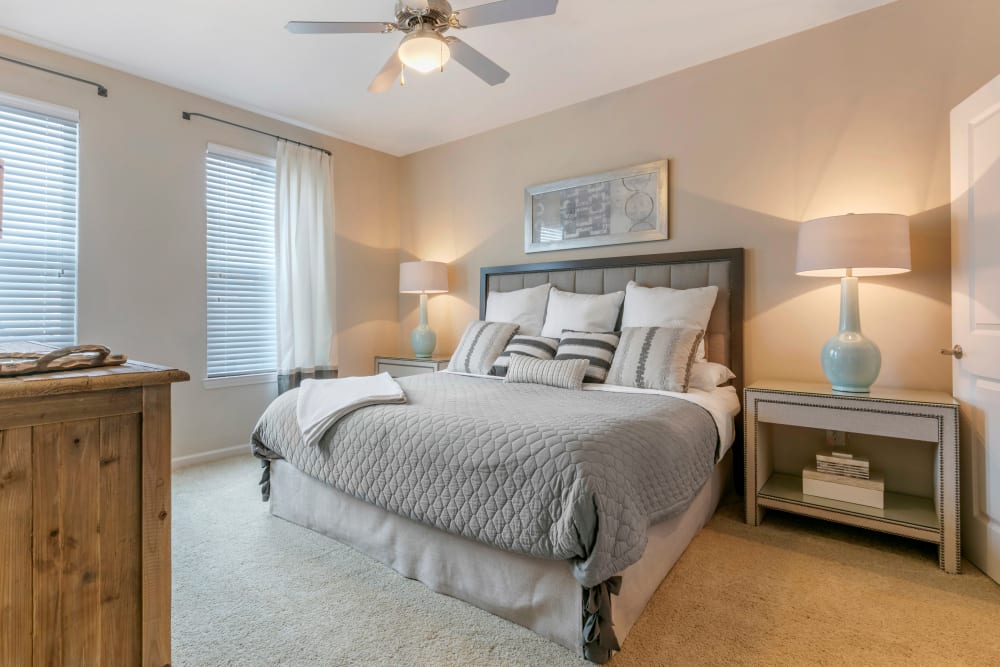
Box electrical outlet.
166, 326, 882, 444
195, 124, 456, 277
825, 430, 847, 448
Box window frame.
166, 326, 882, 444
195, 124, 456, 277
202, 142, 278, 389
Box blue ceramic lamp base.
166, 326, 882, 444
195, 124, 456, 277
411, 326, 436, 359
410, 293, 436, 359
822, 276, 881, 393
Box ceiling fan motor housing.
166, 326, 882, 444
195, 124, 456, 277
394, 0, 458, 33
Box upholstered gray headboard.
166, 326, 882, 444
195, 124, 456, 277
480, 248, 744, 392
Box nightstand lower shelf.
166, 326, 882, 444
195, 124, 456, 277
758, 473, 939, 542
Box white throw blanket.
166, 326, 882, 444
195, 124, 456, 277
296, 373, 406, 447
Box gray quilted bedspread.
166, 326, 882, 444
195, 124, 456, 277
251, 372, 718, 587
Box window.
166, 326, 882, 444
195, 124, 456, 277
205, 145, 277, 381
0, 95, 79, 346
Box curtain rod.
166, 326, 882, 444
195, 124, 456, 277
181, 111, 332, 156
0, 54, 108, 97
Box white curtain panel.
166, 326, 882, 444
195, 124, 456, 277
275, 140, 337, 392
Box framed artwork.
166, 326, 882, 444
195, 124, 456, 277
524, 159, 668, 253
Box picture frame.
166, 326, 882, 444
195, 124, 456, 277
524, 159, 668, 253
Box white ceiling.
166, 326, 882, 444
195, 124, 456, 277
0, 0, 894, 156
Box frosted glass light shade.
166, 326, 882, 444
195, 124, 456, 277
399, 261, 448, 294
796, 213, 911, 277
398, 29, 450, 73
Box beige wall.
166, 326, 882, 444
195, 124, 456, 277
0, 35, 401, 460
398, 0, 1000, 392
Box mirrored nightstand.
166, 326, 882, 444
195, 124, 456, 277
744, 380, 960, 573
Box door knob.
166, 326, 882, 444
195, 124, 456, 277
940, 345, 963, 359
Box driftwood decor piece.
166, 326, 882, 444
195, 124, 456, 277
0, 344, 127, 377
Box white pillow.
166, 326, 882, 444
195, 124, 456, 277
484, 283, 550, 336
621, 281, 719, 360
688, 361, 736, 392
540, 288, 624, 338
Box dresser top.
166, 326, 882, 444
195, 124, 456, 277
0, 343, 189, 399
747, 380, 957, 407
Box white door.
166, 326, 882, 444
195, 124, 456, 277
951, 74, 1000, 583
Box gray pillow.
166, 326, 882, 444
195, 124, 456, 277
447, 321, 519, 375
491, 335, 560, 377
606, 327, 704, 392
503, 355, 589, 391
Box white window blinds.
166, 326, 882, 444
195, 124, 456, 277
205, 145, 277, 379
0, 96, 79, 346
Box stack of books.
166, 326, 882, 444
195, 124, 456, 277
816, 451, 869, 478
802, 451, 884, 509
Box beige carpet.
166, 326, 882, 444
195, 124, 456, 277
173, 456, 1000, 666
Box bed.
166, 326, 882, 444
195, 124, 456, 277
252, 248, 745, 662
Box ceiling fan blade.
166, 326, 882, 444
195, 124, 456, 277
453, 0, 558, 28
446, 38, 510, 86
286, 21, 392, 35
368, 51, 403, 93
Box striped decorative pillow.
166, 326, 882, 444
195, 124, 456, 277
606, 327, 705, 392
447, 321, 519, 375
491, 335, 560, 377
503, 355, 589, 391
554, 331, 621, 384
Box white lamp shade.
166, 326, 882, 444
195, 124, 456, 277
400, 261, 448, 294
796, 213, 911, 277
398, 28, 451, 73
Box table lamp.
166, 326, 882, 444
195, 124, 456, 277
399, 260, 448, 358
796, 213, 911, 393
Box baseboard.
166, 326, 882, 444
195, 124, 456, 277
172, 443, 250, 470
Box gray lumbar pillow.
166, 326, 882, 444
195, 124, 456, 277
606, 327, 705, 393
447, 321, 519, 375
503, 355, 589, 391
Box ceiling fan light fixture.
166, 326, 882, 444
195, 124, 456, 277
398, 28, 450, 73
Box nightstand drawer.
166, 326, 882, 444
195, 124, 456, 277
756, 399, 940, 441
374, 356, 450, 378
377, 362, 436, 378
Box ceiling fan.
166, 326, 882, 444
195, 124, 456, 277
286, 0, 559, 93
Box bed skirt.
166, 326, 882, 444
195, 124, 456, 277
268, 453, 730, 661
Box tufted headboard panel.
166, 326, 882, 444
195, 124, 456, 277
480, 248, 744, 394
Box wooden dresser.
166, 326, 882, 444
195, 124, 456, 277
0, 356, 189, 666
